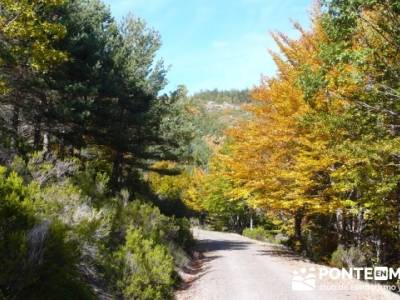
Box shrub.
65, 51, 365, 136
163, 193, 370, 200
0, 170, 35, 297
18, 221, 94, 300
330, 245, 368, 268
113, 228, 175, 300
298, 214, 338, 262
243, 226, 274, 242
0, 159, 194, 299
0, 168, 93, 299
172, 217, 195, 252
112, 201, 193, 251
98, 201, 193, 298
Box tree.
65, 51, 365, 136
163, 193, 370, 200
0, 0, 67, 151
204, 0, 400, 262
216, 18, 330, 242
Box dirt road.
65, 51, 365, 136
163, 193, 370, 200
175, 229, 399, 300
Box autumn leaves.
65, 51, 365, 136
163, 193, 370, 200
188, 1, 400, 261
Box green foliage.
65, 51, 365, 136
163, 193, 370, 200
190, 89, 251, 105
300, 215, 338, 262
113, 228, 174, 300
0, 168, 93, 300
0, 151, 194, 299
0, 168, 35, 296
169, 88, 250, 167
0, 0, 196, 298
98, 200, 193, 298
242, 227, 272, 242
0, 0, 176, 191
297, 65, 326, 106
322, 0, 378, 40
18, 221, 94, 300
200, 172, 250, 232
330, 245, 369, 268
113, 200, 193, 252
0, 0, 67, 73
242, 225, 286, 244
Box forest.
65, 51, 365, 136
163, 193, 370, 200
1, 0, 400, 299
187, 0, 400, 267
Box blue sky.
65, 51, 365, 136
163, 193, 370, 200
103, 0, 312, 93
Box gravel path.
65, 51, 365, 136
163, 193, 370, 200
175, 229, 400, 300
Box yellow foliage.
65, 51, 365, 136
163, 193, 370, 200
219, 18, 331, 216
0, 0, 67, 91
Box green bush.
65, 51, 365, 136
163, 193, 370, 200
298, 218, 338, 262
243, 226, 273, 242
0, 170, 35, 297
330, 245, 368, 268
98, 200, 193, 298
0, 168, 93, 300
1, 158, 194, 299
112, 201, 193, 251
113, 228, 175, 300
172, 217, 195, 252
18, 222, 94, 300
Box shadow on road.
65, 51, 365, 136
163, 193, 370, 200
177, 238, 252, 292
177, 254, 221, 291
257, 245, 307, 262
197, 239, 251, 252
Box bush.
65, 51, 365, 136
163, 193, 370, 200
1, 158, 194, 299
113, 228, 175, 300
243, 226, 275, 242
0, 169, 35, 297
0, 168, 93, 299
18, 222, 94, 300
172, 217, 195, 252
330, 245, 368, 268
298, 214, 338, 262
98, 200, 193, 298
111, 201, 194, 252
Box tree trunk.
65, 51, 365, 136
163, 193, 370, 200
33, 116, 41, 151
375, 235, 382, 264
336, 208, 345, 246
294, 209, 303, 242
59, 129, 65, 160
11, 105, 19, 150
398, 209, 400, 239
356, 208, 365, 246
43, 132, 49, 153
111, 151, 123, 190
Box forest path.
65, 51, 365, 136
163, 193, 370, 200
175, 229, 399, 300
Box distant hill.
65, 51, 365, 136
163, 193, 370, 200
188, 89, 250, 137
190, 89, 251, 105
183, 89, 251, 166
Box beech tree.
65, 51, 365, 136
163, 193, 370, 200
193, 0, 400, 263
0, 0, 67, 151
